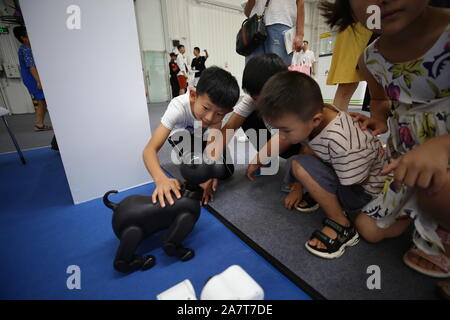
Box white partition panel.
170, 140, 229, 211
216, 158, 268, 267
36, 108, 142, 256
20, 0, 152, 204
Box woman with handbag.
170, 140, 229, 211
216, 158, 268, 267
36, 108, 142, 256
241, 0, 305, 65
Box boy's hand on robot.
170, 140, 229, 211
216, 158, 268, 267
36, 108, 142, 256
152, 178, 182, 208
349, 112, 388, 136
199, 178, 218, 205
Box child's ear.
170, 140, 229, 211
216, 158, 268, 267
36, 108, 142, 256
311, 111, 323, 127
189, 87, 196, 98
189, 87, 197, 102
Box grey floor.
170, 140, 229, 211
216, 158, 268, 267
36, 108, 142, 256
1, 103, 439, 300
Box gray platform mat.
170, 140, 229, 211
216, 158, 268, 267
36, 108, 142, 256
163, 160, 439, 300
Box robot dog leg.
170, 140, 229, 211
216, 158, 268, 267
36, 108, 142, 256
162, 211, 199, 261
114, 225, 156, 273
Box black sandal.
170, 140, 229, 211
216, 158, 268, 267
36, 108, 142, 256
305, 217, 359, 259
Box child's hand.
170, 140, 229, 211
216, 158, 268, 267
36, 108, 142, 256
246, 163, 263, 181
381, 135, 450, 194
349, 112, 388, 136
284, 188, 302, 210
199, 178, 218, 205
152, 178, 182, 208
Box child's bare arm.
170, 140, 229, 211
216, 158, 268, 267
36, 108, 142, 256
353, 54, 391, 135
29, 66, 41, 89
143, 124, 181, 207
247, 133, 291, 180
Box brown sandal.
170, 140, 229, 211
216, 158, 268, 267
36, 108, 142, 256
34, 125, 53, 132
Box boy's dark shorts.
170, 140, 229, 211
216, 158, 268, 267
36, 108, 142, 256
284, 154, 373, 212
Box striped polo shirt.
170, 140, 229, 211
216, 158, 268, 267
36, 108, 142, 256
308, 107, 387, 197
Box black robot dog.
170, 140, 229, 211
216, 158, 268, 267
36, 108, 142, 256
103, 153, 233, 273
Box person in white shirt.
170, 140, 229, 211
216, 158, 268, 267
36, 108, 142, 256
242, 0, 305, 65
143, 67, 239, 207
292, 40, 316, 76
176, 44, 189, 95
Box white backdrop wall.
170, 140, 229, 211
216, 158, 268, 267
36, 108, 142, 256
20, 0, 152, 204
187, 1, 246, 88
162, 0, 320, 90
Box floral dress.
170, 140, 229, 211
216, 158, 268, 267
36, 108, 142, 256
361, 24, 450, 255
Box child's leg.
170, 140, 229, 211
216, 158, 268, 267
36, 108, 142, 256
355, 213, 412, 243
35, 99, 47, 127
290, 159, 350, 249
417, 170, 450, 231
333, 82, 359, 112
405, 170, 450, 273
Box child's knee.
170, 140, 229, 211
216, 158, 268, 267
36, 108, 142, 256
290, 155, 317, 180
355, 214, 384, 243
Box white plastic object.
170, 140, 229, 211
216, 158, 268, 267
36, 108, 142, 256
200, 265, 264, 300
156, 279, 197, 300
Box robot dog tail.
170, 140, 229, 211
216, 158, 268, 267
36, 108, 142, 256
103, 190, 119, 211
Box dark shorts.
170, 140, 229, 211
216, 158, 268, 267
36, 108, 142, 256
284, 154, 373, 212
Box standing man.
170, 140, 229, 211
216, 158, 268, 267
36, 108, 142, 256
297, 40, 316, 76
191, 47, 209, 87
168, 52, 180, 98
13, 26, 52, 132
176, 44, 188, 95
242, 0, 305, 65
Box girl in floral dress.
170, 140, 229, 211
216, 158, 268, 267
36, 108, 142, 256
320, 0, 450, 282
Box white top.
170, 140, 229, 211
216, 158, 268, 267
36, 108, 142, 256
309, 106, 387, 197
292, 49, 316, 67
176, 53, 188, 76
241, 0, 297, 28
233, 94, 256, 118
160, 92, 198, 132
233, 94, 274, 132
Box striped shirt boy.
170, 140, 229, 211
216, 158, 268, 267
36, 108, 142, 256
308, 108, 387, 198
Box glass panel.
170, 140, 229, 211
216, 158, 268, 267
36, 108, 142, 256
319, 32, 336, 57
143, 51, 170, 103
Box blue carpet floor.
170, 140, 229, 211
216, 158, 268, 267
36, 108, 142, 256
0, 148, 310, 300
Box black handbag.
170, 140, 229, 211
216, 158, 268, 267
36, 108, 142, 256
236, 0, 271, 56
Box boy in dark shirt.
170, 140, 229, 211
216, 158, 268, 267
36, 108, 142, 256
191, 47, 208, 87
169, 52, 180, 98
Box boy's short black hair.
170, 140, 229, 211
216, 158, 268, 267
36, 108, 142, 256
258, 71, 323, 122
303, 40, 309, 44
177, 44, 185, 50
242, 53, 287, 97
194, 47, 200, 52
13, 26, 27, 43
196, 66, 240, 110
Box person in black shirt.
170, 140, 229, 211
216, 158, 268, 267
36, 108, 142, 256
169, 52, 180, 98
191, 47, 208, 87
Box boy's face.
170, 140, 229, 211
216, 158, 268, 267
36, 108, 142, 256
350, 0, 429, 35
189, 89, 229, 128
194, 49, 200, 57
266, 112, 322, 145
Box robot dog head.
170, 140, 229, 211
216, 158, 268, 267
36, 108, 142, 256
180, 152, 231, 185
